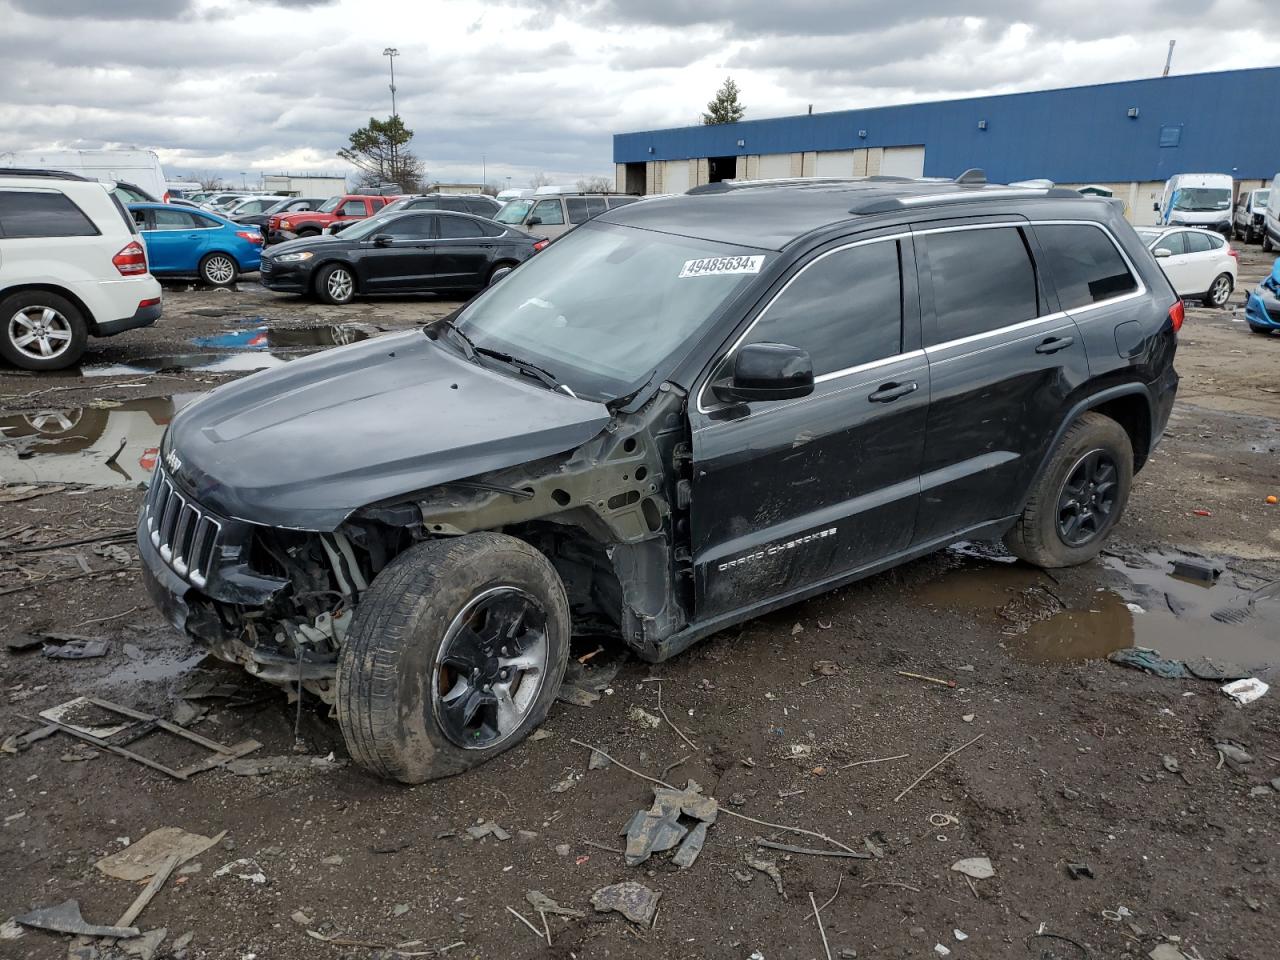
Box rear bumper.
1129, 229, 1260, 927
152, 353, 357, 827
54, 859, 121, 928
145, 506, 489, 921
95, 297, 162, 337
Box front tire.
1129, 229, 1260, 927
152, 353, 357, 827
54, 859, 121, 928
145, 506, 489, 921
315, 263, 356, 305
200, 252, 238, 288
1264, 232, 1275, 253
1003, 412, 1134, 568
488, 262, 516, 286
1203, 272, 1233, 308
336, 533, 570, 784
0, 291, 88, 371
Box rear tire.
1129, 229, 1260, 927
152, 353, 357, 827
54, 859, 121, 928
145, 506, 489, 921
1264, 232, 1275, 253
336, 532, 570, 783
1203, 272, 1233, 308
199, 253, 238, 288
297, 228, 321, 238
1003, 412, 1134, 568
315, 263, 356, 305
0, 291, 88, 371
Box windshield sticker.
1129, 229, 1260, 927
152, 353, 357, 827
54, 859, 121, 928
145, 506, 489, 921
679, 255, 765, 279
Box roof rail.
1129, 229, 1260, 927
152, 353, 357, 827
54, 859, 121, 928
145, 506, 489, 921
954, 168, 987, 185
0, 167, 92, 182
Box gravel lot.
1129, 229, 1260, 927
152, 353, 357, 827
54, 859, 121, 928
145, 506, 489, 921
1, 249, 1278, 960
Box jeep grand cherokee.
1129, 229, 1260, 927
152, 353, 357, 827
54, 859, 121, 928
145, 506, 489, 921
138, 172, 1179, 783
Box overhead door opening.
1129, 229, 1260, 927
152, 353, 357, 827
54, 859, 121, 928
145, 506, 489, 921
708, 156, 737, 183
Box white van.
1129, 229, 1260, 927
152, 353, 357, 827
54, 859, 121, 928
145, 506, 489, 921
0, 149, 170, 204
1155, 173, 1233, 234
1263, 173, 1280, 253
166, 180, 204, 198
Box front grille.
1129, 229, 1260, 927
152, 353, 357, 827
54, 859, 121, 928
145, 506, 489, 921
145, 466, 222, 589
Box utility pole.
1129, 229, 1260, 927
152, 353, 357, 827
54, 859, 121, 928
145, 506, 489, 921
1162, 40, 1175, 78
481, 155, 486, 190
383, 47, 399, 184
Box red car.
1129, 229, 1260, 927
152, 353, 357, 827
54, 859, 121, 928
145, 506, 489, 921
267, 195, 395, 243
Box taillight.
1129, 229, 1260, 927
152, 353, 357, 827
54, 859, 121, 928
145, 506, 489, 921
113, 241, 148, 276
162, 191, 171, 203
138, 297, 160, 308
237, 231, 263, 244
1169, 299, 1184, 334
1227, 247, 1239, 260
532, 239, 549, 252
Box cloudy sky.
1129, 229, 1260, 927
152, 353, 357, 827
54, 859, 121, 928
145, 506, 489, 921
0, 0, 1272, 189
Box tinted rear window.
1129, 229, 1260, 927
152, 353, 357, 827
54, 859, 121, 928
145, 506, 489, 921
0, 190, 99, 238
926, 227, 1040, 341
1035, 224, 1138, 310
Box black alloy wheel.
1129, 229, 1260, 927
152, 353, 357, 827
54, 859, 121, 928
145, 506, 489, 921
432, 586, 549, 750
1056, 448, 1119, 547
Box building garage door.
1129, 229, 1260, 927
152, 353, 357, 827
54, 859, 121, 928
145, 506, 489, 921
664, 160, 690, 194
757, 153, 792, 179
814, 151, 855, 177
881, 145, 925, 178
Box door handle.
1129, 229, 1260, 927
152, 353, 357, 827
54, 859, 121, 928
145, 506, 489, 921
1035, 335, 1075, 354
868, 381, 918, 403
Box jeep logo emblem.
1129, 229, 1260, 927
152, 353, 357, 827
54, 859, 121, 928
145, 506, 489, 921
164, 450, 183, 473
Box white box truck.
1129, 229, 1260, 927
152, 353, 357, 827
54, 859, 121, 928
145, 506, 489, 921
0, 149, 170, 203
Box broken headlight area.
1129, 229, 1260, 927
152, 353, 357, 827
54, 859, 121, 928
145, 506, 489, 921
178, 525, 398, 705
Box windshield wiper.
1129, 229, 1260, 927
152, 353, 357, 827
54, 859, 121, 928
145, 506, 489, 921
474, 346, 576, 397
436, 318, 477, 361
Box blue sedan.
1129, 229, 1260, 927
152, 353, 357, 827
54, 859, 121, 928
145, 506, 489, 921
128, 203, 263, 287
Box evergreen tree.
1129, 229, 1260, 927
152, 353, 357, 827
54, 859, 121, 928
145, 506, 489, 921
702, 77, 745, 125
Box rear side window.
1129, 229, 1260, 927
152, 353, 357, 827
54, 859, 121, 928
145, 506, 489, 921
464, 198, 497, 217
191, 213, 220, 229
925, 227, 1040, 341
437, 215, 485, 239
152, 208, 198, 230
477, 220, 505, 238
1035, 224, 1138, 310
441, 197, 470, 213
0, 190, 99, 238
1185, 232, 1214, 253
744, 239, 903, 377
566, 198, 591, 224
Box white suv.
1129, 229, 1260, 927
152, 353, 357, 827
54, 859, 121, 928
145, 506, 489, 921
1, 169, 162, 370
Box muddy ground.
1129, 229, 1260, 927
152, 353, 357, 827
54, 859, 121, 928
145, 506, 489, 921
1, 250, 1278, 960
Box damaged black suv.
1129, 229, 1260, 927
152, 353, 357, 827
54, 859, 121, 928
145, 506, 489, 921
138, 173, 1180, 782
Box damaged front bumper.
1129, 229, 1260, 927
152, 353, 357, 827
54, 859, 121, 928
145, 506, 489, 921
137, 466, 348, 698
1245, 284, 1280, 331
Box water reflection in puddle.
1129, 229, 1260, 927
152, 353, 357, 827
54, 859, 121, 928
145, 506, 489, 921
926, 544, 1278, 669
190, 323, 375, 351
0, 395, 201, 487
82, 353, 289, 377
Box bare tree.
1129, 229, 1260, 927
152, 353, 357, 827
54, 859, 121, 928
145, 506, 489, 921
528, 171, 554, 189
198, 173, 224, 190
576, 175, 613, 193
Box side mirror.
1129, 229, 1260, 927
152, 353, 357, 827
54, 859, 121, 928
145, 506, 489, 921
1153, 247, 1172, 258
1152, 202, 1160, 212
527, 216, 542, 226
712, 342, 814, 404
372, 234, 393, 247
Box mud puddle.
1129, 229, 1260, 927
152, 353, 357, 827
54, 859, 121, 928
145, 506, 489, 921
81, 352, 290, 377
925, 543, 1279, 668
92, 650, 209, 691
191, 322, 377, 351
0, 395, 201, 486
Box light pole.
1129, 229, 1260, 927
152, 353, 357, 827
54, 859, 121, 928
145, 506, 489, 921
383, 47, 399, 185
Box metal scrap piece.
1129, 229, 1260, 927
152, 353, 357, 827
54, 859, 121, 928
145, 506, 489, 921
526, 890, 585, 919
14, 900, 139, 939
671, 820, 709, 869
591, 882, 661, 926
623, 804, 687, 865
746, 857, 785, 897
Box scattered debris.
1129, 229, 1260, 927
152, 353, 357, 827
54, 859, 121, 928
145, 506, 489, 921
811, 660, 840, 677
120, 928, 167, 960
588, 749, 611, 770
1065, 862, 1095, 880
1, 723, 57, 754
839, 752, 909, 771
622, 779, 717, 867
950, 857, 995, 880
1170, 558, 1219, 582
810, 889, 834, 960
466, 822, 511, 841
1162, 755, 1181, 774
628, 706, 661, 729
1215, 742, 1253, 765
954, 930, 968, 941
14, 900, 139, 939
212, 859, 267, 884
1183, 657, 1250, 681
291, 911, 312, 926
934, 945, 951, 957
1149, 945, 1191, 960
557, 656, 622, 707
746, 857, 785, 897
895, 734, 985, 803
1108, 648, 1187, 679
897, 671, 956, 689
225, 754, 345, 776
755, 838, 871, 860
505, 905, 545, 942
551, 776, 578, 794
591, 882, 661, 926
41, 637, 109, 659
526, 891, 584, 919
96, 828, 226, 881
0, 918, 22, 939
1223, 678, 1269, 705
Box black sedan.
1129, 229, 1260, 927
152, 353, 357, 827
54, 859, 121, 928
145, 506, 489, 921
259, 210, 547, 304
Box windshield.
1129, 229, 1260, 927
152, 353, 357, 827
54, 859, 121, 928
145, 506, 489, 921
454, 222, 769, 401
1172, 188, 1230, 211
264, 198, 295, 214
339, 213, 402, 241
495, 200, 533, 224
318, 196, 343, 213
1255, 190, 1270, 207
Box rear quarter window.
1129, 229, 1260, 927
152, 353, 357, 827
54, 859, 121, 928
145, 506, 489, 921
924, 227, 1041, 341
0, 190, 100, 238
1035, 224, 1139, 310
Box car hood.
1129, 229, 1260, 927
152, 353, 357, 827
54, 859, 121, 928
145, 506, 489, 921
265, 235, 346, 257
162, 330, 612, 531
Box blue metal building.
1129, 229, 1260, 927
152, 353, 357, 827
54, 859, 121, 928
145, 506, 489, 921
613, 67, 1279, 202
